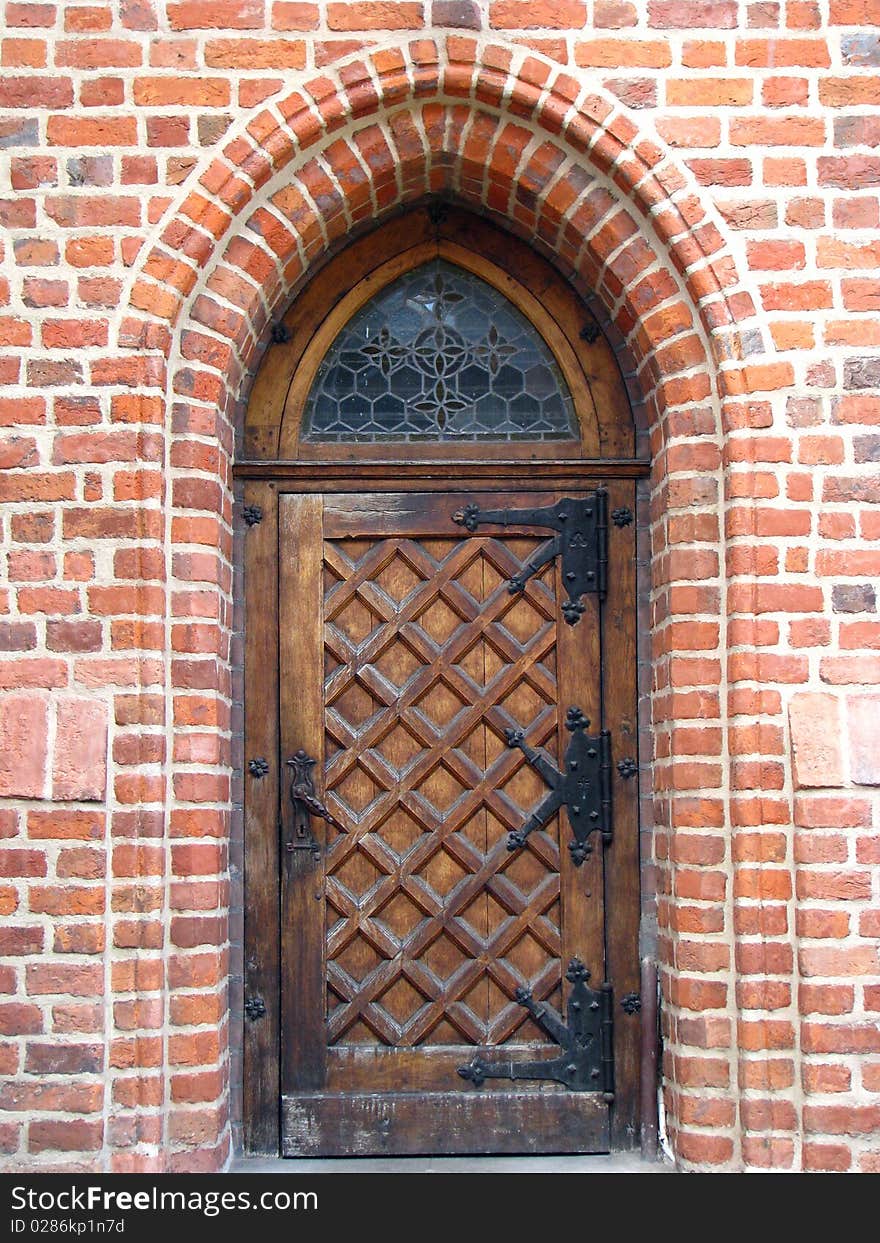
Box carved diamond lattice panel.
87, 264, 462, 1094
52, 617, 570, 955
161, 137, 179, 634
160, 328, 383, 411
322, 534, 564, 1048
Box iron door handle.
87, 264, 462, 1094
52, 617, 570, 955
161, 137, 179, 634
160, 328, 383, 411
285, 749, 344, 858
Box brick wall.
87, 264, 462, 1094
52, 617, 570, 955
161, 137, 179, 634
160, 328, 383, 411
0, 1, 878, 1172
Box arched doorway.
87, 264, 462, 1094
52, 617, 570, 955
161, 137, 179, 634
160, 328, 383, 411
239, 205, 646, 1156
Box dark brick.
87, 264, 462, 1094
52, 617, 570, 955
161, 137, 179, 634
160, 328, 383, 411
841, 34, 880, 67
432, 0, 482, 26
29, 1118, 102, 1153
24, 1043, 104, 1075
823, 476, 880, 503
66, 156, 114, 188
835, 117, 880, 148
26, 360, 83, 388
854, 434, 880, 462
832, 585, 877, 614
0, 928, 44, 956
845, 357, 880, 390
46, 620, 102, 653
0, 622, 36, 651
197, 114, 232, 147
819, 156, 880, 189
0, 119, 38, 149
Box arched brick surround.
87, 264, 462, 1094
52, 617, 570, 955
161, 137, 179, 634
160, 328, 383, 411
12, 36, 815, 1172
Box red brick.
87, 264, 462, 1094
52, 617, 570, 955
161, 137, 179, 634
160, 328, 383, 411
794, 796, 871, 828
733, 116, 826, 145
0, 1081, 103, 1111
205, 37, 305, 67
803, 1143, 851, 1171
490, 1, 585, 26
675, 1133, 734, 1164
575, 39, 672, 67
327, 2, 423, 28
134, 77, 230, 106
171, 1068, 225, 1103
0, 76, 73, 108
737, 37, 831, 67
743, 1137, 795, 1168
800, 984, 854, 1015
804, 1024, 880, 1054
66, 5, 113, 30
800, 945, 878, 975
168, 1, 264, 27
29, 1118, 103, 1153
741, 1098, 798, 1131
2, 37, 48, 67
46, 117, 137, 147
272, 3, 319, 28
168, 1030, 222, 1066
805, 1105, 880, 1135
28, 809, 104, 841
803, 1064, 851, 1092
650, 0, 737, 24
0, 1004, 43, 1036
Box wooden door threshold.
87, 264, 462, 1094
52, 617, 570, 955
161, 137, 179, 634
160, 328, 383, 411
231, 1153, 674, 1173
281, 1090, 609, 1157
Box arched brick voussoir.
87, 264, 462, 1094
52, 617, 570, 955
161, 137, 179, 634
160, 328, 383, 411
202, 110, 728, 411
226, 128, 661, 400
117, 36, 763, 391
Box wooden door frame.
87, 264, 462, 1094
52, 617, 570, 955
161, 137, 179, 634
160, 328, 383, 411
237, 203, 650, 1156
239, 460, 648, 1156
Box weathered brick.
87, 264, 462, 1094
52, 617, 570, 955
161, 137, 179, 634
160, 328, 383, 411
847, 695, 880, 783
0, 696, 48, 799
789, 693, 844, 788
52, 699, 108, 802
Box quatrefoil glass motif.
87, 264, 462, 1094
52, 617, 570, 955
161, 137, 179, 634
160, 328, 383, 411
302, 260, 578, 443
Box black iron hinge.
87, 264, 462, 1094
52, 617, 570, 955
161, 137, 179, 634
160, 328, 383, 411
452, 490, 608, 626
505, 707, 612, 866
458, 957, 614, 1097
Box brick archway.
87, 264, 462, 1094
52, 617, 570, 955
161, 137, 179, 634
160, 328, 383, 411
107, 37, 785, 1172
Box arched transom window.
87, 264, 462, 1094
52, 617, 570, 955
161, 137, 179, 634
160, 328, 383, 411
302, 260, 578, 444
242, 207, 635, 463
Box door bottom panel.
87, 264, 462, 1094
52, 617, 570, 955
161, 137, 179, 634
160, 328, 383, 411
281, 1091, 610, 1157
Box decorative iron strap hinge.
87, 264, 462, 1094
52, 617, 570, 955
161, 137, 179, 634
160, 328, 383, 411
452, 490, 608, 625
506, 707, 612, 866
458, 958, 614, 1098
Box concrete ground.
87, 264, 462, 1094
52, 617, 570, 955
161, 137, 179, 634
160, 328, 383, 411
231, 1152, 675, 1173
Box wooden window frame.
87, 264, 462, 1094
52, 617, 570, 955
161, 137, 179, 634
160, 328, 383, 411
240, 205, 640, 470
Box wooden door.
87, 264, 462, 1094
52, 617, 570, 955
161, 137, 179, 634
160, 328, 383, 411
276, 486, 638, 1156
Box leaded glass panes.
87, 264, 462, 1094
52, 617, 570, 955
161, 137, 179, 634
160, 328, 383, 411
301, 260, 579, 443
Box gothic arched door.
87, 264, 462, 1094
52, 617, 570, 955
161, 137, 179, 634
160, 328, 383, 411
240, 207, 644, 1156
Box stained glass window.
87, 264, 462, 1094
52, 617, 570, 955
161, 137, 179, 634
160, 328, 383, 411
301, 260, 578, 443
